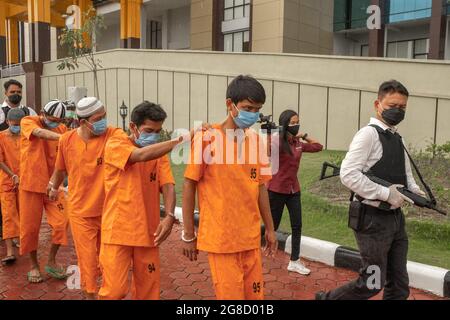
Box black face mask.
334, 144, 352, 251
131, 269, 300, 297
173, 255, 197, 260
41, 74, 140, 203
286, 124, 300, 136
382, 108, 405, 126
8, 94, 22, 105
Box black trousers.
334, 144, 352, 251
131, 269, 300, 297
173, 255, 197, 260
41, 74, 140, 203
268, 191, 302, 261
326, 205, 410, 300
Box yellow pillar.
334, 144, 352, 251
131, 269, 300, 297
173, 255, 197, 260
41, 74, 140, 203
7, 18, 19, 65
27, 0, 51, 62
120, 0, 142, 48
0, 1, 6, 66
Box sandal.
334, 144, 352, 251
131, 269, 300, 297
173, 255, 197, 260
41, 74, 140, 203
45, 265, 68, 280
1, 255, 17, 266
27, 269, 43, 283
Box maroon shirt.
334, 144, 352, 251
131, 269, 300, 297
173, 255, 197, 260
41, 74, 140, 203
268, 137, 323, 194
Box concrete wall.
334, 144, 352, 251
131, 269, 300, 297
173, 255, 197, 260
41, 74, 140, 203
39, 49, 450, 151
252, 0, 334, 54
190, 0, 213, 50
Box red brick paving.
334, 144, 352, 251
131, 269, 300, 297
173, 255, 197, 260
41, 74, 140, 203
0, 221, 446, 300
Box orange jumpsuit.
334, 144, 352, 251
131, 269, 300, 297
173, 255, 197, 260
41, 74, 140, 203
55, 127, 121, 294
0, 130, 21, 240
19, 116, 68, 255
184, 125, 271, 300
98, 131, 175, 300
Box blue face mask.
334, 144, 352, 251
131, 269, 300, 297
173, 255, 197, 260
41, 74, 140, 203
135, 130, 160, 148
44, 117, 60, 129
232, 104, 260, 129
9, 125, 20, 135
89, 118, 107, 136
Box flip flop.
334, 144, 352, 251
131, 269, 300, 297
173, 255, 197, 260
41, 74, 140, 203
27, 270, 43, 283
1, 255, 16, 266
45, 265, 68, 280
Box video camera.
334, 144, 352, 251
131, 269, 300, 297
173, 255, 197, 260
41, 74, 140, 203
258, 113, 279, 134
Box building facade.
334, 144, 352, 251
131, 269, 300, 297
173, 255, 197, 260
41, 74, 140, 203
0, 0, 449, 71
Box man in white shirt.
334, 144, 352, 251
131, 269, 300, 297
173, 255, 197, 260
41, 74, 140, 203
1, 79, 37, 132
317, 80, 424, 300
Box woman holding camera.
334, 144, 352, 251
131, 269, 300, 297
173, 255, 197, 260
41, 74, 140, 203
268, 109, 323, 275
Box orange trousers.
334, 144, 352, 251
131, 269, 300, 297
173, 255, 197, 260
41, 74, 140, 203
208, 249, 264, 300
98, 243, 160, 300
70, 215, 102, 294
19, 190, 68, 256
1, 191, 20, 240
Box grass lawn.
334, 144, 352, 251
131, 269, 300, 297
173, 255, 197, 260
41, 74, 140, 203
168, 150, 450, 269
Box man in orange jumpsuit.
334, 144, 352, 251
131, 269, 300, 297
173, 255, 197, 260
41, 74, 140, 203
0, 108, 26, 265
19, 100, 68, 283
182, 75, 278, 300
98, 101, 193, 300
48, 97, 121, 299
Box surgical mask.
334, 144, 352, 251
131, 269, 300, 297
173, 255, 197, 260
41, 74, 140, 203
88, 118, 107, 136
66, 110, 76, 119
44, 117, 60, 129
9, 125, 20, 135
286, 124, 300, 136
135, 129, 160, 148
8, 94, 22, 105
381, 106, 406, 126
231, 104, 260, 129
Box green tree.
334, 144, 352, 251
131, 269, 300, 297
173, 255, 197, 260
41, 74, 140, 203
58, 7, 106, 97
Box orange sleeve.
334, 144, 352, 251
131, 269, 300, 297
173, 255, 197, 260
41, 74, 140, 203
184, 131, 206, 182
21, 117, 39, 140
105, 132, 137, 171
55, 134, 67, 171
158, 155, 175, 187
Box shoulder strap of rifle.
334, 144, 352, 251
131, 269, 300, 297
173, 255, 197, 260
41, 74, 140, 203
401, 142, 437, 205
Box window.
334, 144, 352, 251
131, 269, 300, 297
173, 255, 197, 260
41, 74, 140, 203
147, 20, 162, 49
385, 38, 429, 59
224, 0, 251, 21
360, 44, 369, 57
388, 0, 432, 23
224, 30, 250, 52
333, 0, 371, 31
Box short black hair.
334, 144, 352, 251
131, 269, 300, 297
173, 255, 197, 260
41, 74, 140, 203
226, 75, 266, 105
378, 80, 409, 100
4, 79, 23, 91
131, 101, 167, 127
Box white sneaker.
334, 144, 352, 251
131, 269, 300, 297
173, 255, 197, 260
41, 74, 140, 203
287, 260, 311, 275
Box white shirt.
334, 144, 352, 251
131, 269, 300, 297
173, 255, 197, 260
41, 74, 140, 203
1, 100, 37, 124
340, 117, 420, 204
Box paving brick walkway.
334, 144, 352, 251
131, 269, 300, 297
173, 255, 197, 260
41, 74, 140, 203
0, 221, 445, 300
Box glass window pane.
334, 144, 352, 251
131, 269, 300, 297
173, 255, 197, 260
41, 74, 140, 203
415, 54, 428, 59
233, 32, 243, 52
234, 6, 244, 19
224, 34, 233, 52
244, 4, 250, 17
361, 45, 369, 57
245, 0, 251, 3
244, 31, 249, 42
224, 8, 234, 20
235, 0, 244, 6
225, 0, 234, 8
414, 39, 428, 54
397, 41, 409, 58
387, 43, 397, 58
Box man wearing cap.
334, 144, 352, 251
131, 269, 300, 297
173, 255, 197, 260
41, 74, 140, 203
19, 99, 69, 283
0, 108, 26, 266
48, 97, 121, 299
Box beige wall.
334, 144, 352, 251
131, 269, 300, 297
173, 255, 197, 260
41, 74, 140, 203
190, 0, 213, 50
39, 49, 450, 151
252, 0, 334, 54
